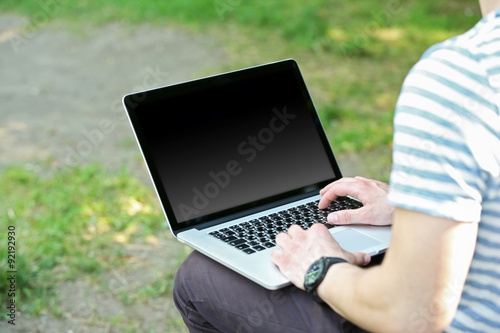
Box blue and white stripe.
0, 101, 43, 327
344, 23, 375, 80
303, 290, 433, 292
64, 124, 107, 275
387, 9, 500, 332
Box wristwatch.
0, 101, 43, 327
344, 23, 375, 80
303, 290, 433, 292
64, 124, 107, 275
304, 256, 348, 303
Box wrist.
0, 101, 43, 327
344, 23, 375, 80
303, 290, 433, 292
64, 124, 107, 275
304, 257, 349, 303
316, 261, 349, 302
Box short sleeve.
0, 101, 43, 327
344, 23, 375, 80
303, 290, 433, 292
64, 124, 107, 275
387, 44, 499, 222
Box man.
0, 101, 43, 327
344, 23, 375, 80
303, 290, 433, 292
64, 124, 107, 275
173, 1, 500, 331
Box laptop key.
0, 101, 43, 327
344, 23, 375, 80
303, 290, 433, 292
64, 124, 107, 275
236, 243, 250, 250
209, 231, 225, 239
229, 239, 247, 246
211, 197, 362, 254
221, 235, 238, 243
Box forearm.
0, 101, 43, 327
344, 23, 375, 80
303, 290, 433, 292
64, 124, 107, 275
315, 209, 477, 333
317, 263, 401, 332
272, 210, 475, 332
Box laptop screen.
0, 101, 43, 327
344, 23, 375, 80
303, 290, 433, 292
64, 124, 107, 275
124, 60, 341, 233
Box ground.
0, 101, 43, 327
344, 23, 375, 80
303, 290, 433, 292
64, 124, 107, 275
0, 13, 224, 180
0, 13, 374, 332
0, 13, 226, 333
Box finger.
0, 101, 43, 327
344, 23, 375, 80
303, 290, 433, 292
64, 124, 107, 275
287, 224, 304, 237
348, 251, 371, 266
318, 189, 339, 209
308, 225, 368, 265
318, 182, 362, 209
327, 209, 354, 224
274, 231, 290, 248
319, 177, 357, 195
308, 222, 330, 234
319, 182, 335, 195
327, 206, 368, 225
319, 181, 335, 195
308, 223, 336, 243
270, 247, 283, 265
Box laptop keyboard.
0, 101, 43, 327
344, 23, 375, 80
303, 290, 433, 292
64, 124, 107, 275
208, 197, 362, 254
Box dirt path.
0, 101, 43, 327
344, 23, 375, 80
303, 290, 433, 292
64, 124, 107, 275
0, 13, 224, 179
1, 13, 226, 332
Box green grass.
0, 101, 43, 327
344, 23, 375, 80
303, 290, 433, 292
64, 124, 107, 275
0, 0, 481, 163
0, 1, 479, 45
0, 164, 166, 314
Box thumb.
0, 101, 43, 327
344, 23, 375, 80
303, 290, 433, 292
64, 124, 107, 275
349, 251, 371, 266
327, 209, 355, 224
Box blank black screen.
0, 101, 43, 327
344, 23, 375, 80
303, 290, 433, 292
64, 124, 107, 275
126, 60, 340, 229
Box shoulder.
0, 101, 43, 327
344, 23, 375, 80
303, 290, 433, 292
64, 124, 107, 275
425, 9, 500, 58
387, 11, 500, 222
394, 10, 500, 133
405, 9, 500, 93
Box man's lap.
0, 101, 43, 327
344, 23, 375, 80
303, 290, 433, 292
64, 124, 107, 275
173, 251, 368, 333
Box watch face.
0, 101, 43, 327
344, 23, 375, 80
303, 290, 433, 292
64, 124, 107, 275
304, 259, 325, 290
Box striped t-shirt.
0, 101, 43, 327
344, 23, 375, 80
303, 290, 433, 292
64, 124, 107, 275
387, 9, 500, 332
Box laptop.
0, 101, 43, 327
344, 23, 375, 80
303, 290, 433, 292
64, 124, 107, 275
122, 59, 391, 290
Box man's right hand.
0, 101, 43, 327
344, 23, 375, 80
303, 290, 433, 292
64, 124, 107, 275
318, 176, 394, 226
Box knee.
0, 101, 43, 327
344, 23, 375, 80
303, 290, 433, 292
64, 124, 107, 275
173, 251, 198, 315
174, 251, 206, 285
173, 251, 196, 297
173, 251, 209, 304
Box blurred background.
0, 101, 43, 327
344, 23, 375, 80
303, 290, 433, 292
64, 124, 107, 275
0, 0, 481, 332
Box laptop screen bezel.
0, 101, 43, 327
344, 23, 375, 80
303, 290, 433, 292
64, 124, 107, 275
123, 59, 343, 236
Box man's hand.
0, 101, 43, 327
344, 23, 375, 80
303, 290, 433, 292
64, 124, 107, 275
270, 224, 371, 289
318, 176, 393, 226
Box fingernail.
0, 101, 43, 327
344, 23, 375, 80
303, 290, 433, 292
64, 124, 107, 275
328, 213, 339, 224
364, 254, 371, 265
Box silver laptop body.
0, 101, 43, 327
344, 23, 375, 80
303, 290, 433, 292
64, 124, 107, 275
123, 59, 391, 290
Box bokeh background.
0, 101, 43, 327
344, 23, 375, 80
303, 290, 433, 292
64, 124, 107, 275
0, 1, 481, 332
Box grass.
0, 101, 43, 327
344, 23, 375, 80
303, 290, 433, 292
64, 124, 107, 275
0, 0, 481, 169
0, 164, 168, 314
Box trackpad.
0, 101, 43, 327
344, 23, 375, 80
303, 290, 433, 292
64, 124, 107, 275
332, 229, 382, 252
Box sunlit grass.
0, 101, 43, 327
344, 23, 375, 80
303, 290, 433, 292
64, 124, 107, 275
0, 0, 481, 161
0, 164, 166, 314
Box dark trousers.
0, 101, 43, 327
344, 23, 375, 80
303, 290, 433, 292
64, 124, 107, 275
173, 251, 372, 333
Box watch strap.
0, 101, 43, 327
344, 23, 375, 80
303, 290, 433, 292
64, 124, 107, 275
305, 256, 348, 303
322, 257, 349, 266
